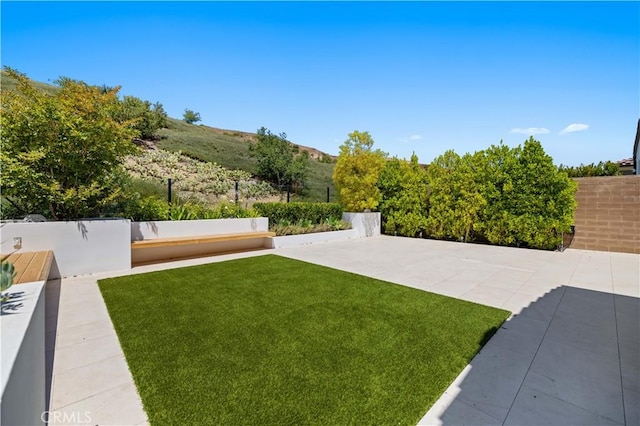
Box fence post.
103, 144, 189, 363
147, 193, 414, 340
326, 187, 330, 203
235, 181, 239, 204
167, 178, 172, 220
287, 184, 291, 203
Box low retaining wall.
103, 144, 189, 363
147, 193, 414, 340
0, 215, 378, 277
131, 218, 268, 241
0, 220, 131, 277
1, 281, 46, 426
269, 229, 357, 249
571, 176, 640, 254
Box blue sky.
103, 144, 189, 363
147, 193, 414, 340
2, 1, 638, 166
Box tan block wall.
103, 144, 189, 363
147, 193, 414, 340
569, 176, 640, 254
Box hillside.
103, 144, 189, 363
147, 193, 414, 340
156, 119, 337, 202
1, 70, 338, 202
1, 70, 59, 95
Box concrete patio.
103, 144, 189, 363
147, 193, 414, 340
45, 236, 639, 425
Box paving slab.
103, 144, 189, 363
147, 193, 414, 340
451, 343, 534, 421
504, 384, 623, 426
526, 343, 624, 423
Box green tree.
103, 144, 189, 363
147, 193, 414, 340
288, 150, 311, 191
558, 161, 620, 177
249, 127, 310, 190
183, 109, 201, 124
119, 96, 167, 139
472, 143, 520, 245
425, 150, 486, 242
333, 131, 387, 212
508, 138, 577, 249
0, 68, 138, 219
378, 154, 429, 237
476, 138, 577, 249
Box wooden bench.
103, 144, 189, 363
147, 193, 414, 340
1, 251, 54, 284
131, 232, 276, 265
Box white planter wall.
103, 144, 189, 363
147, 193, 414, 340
1, 281, 46, 426
131, 218, 268, 241
342, 212, 381, 237
0, 220, 131, 278
269, 229, 357, 249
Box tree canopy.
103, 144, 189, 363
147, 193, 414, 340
378, 154, 428, 237
558, 161, 620, 177
374, 136, 577, 250
0, 68, 138, 219
118, 96, 167, 140
249, 127, 310, 190
183, 109, 201, 124
333, 131, 387, 212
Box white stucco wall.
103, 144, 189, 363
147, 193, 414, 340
1, 281, 46, 426
0, 220, 131, 277
131, 218, 269, 241
342, 212, 381, 237
269, 229, 357, 249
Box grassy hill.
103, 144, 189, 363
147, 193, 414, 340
157, 119, 337, 202
1, 70, 338, 202
1, 70, 59, 95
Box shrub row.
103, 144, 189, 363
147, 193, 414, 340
253, 202, 343, 225
270, 219, 350, 236
115, 198, 345, 227
112, 196, 257, 221
377, 137, 577, 250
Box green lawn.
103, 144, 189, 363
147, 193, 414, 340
98, 255, 509, 425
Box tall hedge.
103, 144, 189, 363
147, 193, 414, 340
476, 138, 577, 249
425, 150, 486, 242
377, 137, 577, 250
253, 202, 343, 224
378, 154, 429, 237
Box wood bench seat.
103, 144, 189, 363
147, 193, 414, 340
131, 231, 276, 250
130, 232, 276, 265
1, 250, 54, 284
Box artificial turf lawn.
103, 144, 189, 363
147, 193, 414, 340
98, 254, 510, 425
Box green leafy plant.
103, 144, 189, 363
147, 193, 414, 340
183, 109, 201, 124
425, 150, 486, 242
1, 67, 137, 219
325, 216, 347, 231
558, 161, 620, 177
378, 154, 429, 237
333, 130, 387, 212
253, 202, 343, 225
117, 96, 167, 140
376, 137, 577, 250
249, 127, 311, 191
1, 260, 16, 294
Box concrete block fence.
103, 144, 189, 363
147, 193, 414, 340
571, 176, 640, 254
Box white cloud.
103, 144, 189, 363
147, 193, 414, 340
408, 134, 423, 141
509, 127, 550, 135
559, 123, 589, 135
